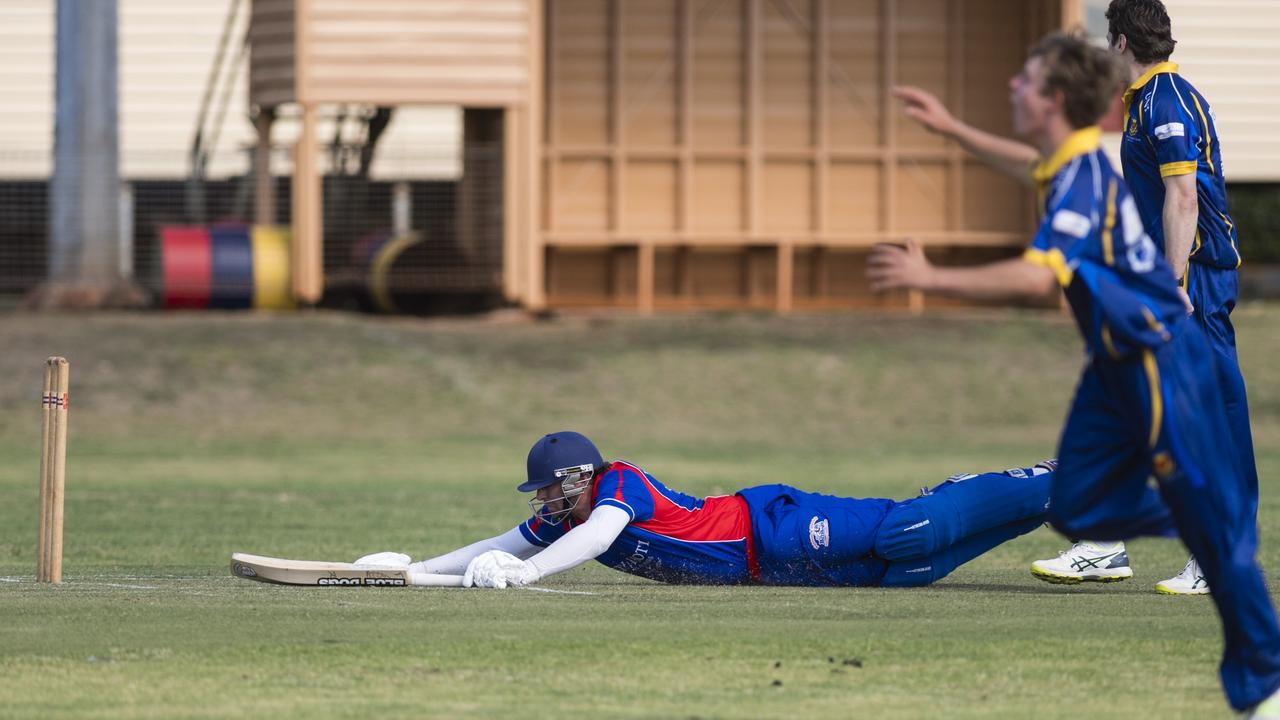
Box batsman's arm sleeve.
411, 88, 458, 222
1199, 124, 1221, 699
526, 505, 631, 580
409, 526, 539, 575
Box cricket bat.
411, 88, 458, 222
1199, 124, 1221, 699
230, 552, 466, 587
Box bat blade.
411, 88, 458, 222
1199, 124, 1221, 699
230, 552, 464, 587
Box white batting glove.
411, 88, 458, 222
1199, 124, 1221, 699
463, 550, 539, 588
353, 551, 411, 568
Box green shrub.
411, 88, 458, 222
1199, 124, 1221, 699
1231, 183, 1280, 263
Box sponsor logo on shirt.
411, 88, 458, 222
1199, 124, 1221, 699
808, 517, 830, 550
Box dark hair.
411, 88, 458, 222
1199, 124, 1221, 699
1106, 0, 1176, 63
1029, 31, 1126, 129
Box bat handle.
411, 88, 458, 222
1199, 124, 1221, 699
408, 572, 467, 588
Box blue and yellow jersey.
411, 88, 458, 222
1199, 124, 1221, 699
1120, 62, 1239, 271
520, 460, 757, 584
1025, 127, 1188, 358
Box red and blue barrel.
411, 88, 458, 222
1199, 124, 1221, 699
160, 225, 293, 310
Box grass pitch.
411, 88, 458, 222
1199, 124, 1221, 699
2, 307, 1279, 718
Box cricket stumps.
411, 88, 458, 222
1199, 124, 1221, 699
38, 356, 69, 583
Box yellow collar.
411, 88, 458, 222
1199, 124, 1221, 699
1122, 61, 1179, 109
1032, 126, 1102, 186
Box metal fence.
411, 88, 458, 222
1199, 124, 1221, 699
0, 141, 504, 313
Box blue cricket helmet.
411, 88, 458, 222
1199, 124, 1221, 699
519, 431, 605, 492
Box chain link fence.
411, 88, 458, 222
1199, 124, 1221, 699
0, 139, 504, 313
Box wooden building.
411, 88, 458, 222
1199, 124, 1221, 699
248, 0, 1080, 311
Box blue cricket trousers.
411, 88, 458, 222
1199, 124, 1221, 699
1047, 322, 1280, 710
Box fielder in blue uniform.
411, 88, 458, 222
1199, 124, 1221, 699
1107, 0, 1257, 592
868, 32, 1280, 716
894, 0, 1256, 594
373, 432, 1054, 591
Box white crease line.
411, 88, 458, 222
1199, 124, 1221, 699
97, 583, 160, 589
514, 586, 597, 596
0, 577, 160, 589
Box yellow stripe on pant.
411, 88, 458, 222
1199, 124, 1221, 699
1141, 350, 1163, 449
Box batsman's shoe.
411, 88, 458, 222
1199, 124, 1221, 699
1030, 541, 1133, 584
1155, 556, 1210, 595
1244, 686, 1280, 719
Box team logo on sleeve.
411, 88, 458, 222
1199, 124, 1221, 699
1051, 209, 1093, 239
1153, 122, 1184, 141
808, 517, 830, 550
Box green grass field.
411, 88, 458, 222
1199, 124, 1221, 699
2, 307, 1278, 718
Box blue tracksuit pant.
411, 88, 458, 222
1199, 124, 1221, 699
1187, 261, 1258, 527
1046, 322, 1280, 711
742, 470, 1050, 588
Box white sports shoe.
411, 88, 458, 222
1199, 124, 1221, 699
1030, 541, 1134, 584
1155, 556, 1210, 595
1245, 686, 1280, 719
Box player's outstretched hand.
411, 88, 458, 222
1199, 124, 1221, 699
353, 551, 411, 567
892, 86, 958, 136
867, 238, 934, 293
464, 550, 539, 589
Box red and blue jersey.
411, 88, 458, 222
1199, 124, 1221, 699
518, 461, 757, 584
1025, 127, 1188, 359
1120, 63, 1239, 271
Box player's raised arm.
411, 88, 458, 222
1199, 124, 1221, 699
893, 85, 1040, 184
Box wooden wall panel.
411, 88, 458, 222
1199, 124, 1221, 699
894, 161, 948, 231
963, 162, 1030, 233
762, 161, 812, 232
689, 248, 747, 299
539, 0, 1062, 311
625, 161, 678, 230
546, 248, 613, 301
300, 0, 532, 105
551, 0, 610, 145
762, 0, 812, 148
552, 159, 611, 230
893, 0, 948, 150
961, 0, 1027, 137
826, 0, 880, 148
692, 161, 745, 231
692, 0, 745, 148
796, 249, 906, 305
622, 0, 678, 146
827, 162, 881, 232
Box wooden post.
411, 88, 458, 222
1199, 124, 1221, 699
777, 241, 793, 314
529, 0, 551, 310
292, 103, 323, 305
254, 107, 275, 225
747, 0, 762, 237
638, 241, 655, 313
